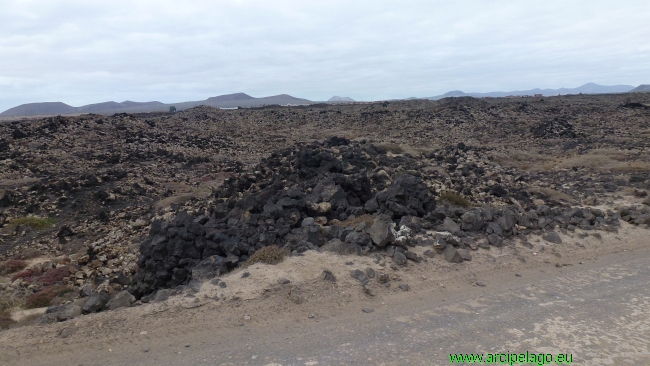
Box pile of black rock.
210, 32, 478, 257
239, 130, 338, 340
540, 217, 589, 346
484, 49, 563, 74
129, 137, 623, 299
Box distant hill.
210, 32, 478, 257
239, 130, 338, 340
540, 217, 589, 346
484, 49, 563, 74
2, 102, 77, 116
76, 101, 166, 114
630, 85, 650, 93
424, 83, 636, 100
328, 96, 355, 102
1, 93, 313, 117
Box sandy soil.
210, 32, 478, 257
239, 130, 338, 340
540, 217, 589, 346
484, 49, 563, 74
1, 191, 648, 365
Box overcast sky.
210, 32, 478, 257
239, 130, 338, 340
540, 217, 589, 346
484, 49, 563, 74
1, 0, 649, 111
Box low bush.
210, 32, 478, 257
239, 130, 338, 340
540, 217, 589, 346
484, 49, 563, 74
10, 269, 39, 283
244, 245, 289, 267
9, 217, 56, 230
0, 260, 28, 275
24, 290, 56, 309
440, 191, 470, 208
0, 310, 14, 329
40, 267, 69, 286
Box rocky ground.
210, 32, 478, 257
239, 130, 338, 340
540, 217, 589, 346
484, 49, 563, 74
0, 93, 649, 329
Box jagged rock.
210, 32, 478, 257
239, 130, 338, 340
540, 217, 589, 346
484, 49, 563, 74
487, 234, 504, 247
350, 269, 370, 285
460, 209, 485, 232
443, 246, 464, 263
322, 269, 336, 282
106, 290, 136, 310
543, 231, 562, 244
392, 251, 407, 266
368, 214, 396, 247
322, 238, 360, 255
38, 304, 82, 324
82, 292, 110, 313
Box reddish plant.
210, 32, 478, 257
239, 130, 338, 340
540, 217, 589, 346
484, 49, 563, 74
10, 269, 39, 283
40, 267, 69, 286
0, 260, 28, 275
25, 289, 57, 309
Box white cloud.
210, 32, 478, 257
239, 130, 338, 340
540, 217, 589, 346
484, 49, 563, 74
0, 0, 649, 110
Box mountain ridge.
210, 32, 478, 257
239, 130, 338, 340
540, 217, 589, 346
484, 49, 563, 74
424, 83, 635, 100
1, 93, 312, 117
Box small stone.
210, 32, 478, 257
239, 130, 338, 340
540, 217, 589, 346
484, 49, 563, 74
308, 313, 315, 318
289, 288, 303, 304
377, 273, 390, 283
423, 250, 435, 258
543, 231, 562, 244
185, 343, 190, 348
218, 282, 227, 288
365, 267, 376, 278
363, 286, 376, 297
321, 269, 336, 282
241, 272, 250, 278
404, 250, 421, 263
143, 348, 149, 353
350, 269, 370, 285
398, 283, 409, 291
243, 315, 251, 320
443, 246, 464, 263
362, 307, 374, 313
392, 251, 407, 266
487, 234, 504, 247
278, 278, 291, 285
457, 249, 472, 261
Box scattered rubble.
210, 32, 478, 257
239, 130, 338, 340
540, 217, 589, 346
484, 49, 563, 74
0, 93, 648, 324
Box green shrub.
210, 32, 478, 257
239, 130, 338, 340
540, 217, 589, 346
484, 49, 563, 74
9, 217, 56, 230
440, 191, 470, 208
244, 246, 289, 267
0, 260, 28, 275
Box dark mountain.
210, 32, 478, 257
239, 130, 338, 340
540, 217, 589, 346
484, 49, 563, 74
1, 102, 76, 117
76, 101, 166, 114
205, 93, 254, 103
630, 85, 650, 93
424, 83, 635, 100
1, 93, 313, 117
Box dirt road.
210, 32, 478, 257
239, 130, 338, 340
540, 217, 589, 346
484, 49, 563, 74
2, 225, 650, 366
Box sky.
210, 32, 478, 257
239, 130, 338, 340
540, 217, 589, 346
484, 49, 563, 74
1, 0, 649, 111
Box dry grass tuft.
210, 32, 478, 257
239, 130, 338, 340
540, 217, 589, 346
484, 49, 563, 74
244, 246, 289, 267
9, 217, 56, 230
529, 187, 577, 204
556, 149, 650, 172
491, 149, 554, 171
0, 310, 14, 329
24, 285, 73, 309
440, 191, 471, 208
375, 143, 405, 154
0, 260, 28, 275
333, 214, 376, 228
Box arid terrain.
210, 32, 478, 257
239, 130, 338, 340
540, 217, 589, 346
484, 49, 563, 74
1, 93, 650, 365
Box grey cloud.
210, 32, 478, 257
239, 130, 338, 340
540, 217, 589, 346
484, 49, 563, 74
1, 0, 649, 111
